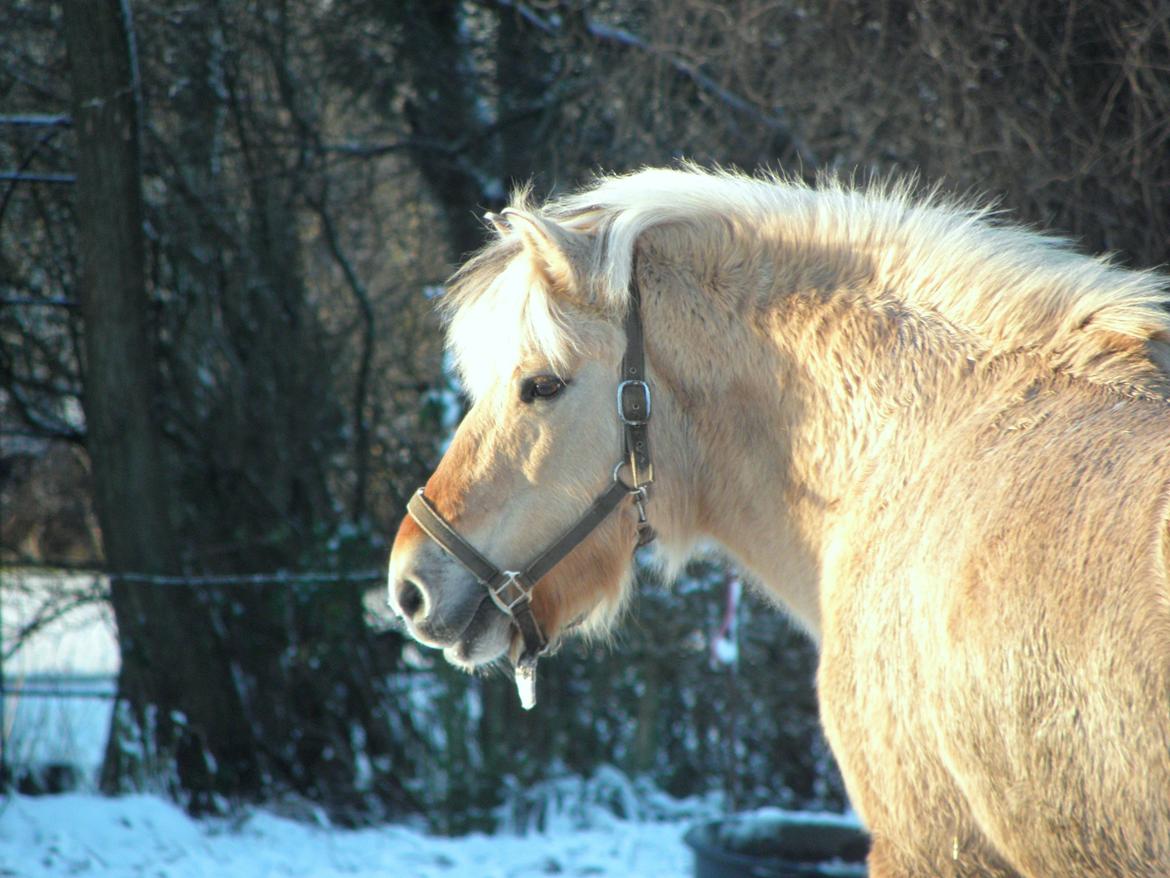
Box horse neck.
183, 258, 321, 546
644, 251, 979, 637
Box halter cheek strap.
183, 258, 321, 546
405, 275, 654, 709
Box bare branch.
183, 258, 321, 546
0, 378, 85, 443
0, 114, 72, 127
478, 0, 817, 168
1, 574, 109, 664
0, 172, 76, 184
0, 296, 78, 308
583, 20, 819, 169
309, 191, 377, 521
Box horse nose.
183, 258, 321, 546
391, 574, 431, 623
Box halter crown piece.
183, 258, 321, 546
406, 272, 654, 709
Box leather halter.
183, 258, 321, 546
406, 276, 654, 709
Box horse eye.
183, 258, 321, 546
520, 375, 567, 403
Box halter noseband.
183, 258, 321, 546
405, 276, 654, 709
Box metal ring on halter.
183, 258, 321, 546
613, 458, 653, 491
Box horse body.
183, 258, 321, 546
389, 168, 1170, 876
818, 371, 1170, 874
638, 218, 1170, 874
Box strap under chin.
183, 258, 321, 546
510, 598, 549, 662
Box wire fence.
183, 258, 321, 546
2, 566, 387, 675
0, 565, 389, 781
6, 687, 115, 700
102, 568, 385, 587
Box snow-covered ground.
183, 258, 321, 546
1, 574, 702, 876
1, 572, 863, 877
0, 791, 702, 878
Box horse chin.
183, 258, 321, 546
441, 599, 513, 670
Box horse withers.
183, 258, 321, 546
388, 167, 1170, 876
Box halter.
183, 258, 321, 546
406, 276, 654, 709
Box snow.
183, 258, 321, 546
0, 791, 701, 877
2, 572, 119, 677
1, 574, 859, 877
3, 571, 119, 779
2, 684, 113, 778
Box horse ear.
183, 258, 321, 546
483, 211, 511, 237
501, 208, 590, 299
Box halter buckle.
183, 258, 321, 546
630, 486, 650, 523
617, 380, 651, 426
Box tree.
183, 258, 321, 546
62, 0, 196, 794
51, 0, 440, 817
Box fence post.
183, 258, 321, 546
1, 576, 8, 787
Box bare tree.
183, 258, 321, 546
61, 0, 251, 806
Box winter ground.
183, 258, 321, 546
2, 573, 705, 876
0, 790, 702, 878
2, 572, 860, 877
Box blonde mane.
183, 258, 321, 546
446, 166, 1170, 397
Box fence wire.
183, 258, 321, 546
0, 565, 390, 779
105, 569, 385, 586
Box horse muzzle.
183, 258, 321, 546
388, 541, 514, 666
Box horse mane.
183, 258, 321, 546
446, 166, 1170, 397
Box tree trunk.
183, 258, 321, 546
65, 1, 424, 817
63, 0, 257, 807
396, 0, 496, 259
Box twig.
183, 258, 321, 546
0, 172, 75, 184
0, 114, 72, 128
585, 21, 818, 168
0, 297, 78, 308
310, 191, 377, 522
481, 0, 818, 168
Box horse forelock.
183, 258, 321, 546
442, 238, 585, 401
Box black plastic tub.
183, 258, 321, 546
684, 810, 869, 878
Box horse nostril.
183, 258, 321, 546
397, 578, 426, 621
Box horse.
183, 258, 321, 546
387, 166, 1170, 876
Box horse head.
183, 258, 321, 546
388, 206, 663, 702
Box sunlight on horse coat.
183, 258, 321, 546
389, 167, 1170, 877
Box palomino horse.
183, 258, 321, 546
389, 167, 1170, 876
